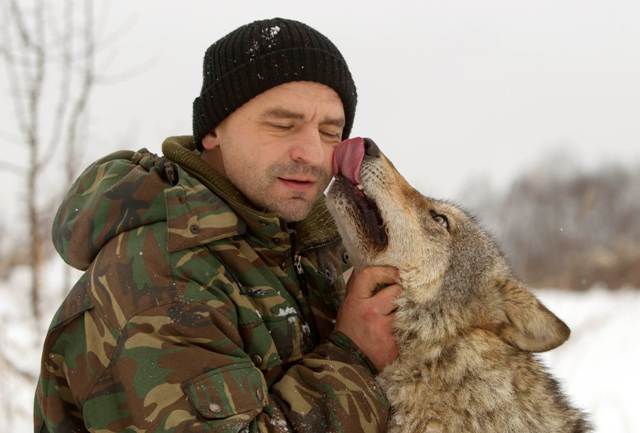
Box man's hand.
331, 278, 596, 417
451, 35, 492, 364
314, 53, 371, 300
334, 266, 402, 372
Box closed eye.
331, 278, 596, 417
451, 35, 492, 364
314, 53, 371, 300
269, 123, 294, 130
320, 130, 341, 141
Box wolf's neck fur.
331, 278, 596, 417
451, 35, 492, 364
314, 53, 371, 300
393, 294, 475, 358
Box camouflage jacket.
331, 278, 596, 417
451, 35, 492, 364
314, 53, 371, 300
34, 136, 389, 433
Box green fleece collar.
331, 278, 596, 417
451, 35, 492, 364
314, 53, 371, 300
162, 136, 340, 251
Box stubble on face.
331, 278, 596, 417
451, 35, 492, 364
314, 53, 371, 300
232, 156, 332, 221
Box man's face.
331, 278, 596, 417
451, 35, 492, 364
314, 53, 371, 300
202, 81, 346, 222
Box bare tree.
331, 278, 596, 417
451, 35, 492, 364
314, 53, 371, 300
0, 3, 142, 429
1, 0, 96, 323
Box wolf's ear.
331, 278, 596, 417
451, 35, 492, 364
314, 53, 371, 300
495, 281, 570, 352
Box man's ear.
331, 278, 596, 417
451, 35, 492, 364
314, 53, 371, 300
201, 130, 220, 151
494, 280, 570, 353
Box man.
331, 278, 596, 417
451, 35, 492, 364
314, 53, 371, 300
35, 18, 401, 433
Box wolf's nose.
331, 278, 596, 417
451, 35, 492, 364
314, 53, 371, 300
364, 138, 380, 158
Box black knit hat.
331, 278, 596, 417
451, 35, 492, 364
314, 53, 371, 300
193, 18, 357, 148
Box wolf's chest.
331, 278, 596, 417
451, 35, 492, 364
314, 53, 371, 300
378, 357, 515, 433
376, 336, 577, 433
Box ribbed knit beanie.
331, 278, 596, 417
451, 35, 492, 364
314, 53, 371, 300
193, 18, 357, 149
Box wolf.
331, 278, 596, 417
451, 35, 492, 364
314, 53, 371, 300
325, 137, 591, 433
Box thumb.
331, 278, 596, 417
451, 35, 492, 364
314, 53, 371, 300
372, 283, 403, 315
347, 266, 399, 299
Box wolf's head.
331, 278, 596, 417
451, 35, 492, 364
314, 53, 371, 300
326, 137, 569, 353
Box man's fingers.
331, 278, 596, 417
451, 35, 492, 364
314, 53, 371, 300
347, 266, 400, 298
372, 283, 403, 315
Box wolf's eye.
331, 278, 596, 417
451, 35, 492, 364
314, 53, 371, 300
430, 211, 449, 230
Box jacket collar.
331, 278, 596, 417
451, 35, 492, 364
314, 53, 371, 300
162, 136, 340, 251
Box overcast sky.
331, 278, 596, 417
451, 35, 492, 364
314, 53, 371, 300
2, 0, 639, 213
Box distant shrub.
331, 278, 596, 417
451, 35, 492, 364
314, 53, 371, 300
459, 155, 640, 290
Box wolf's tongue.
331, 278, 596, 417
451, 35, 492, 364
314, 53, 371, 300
333, 137, 365, 185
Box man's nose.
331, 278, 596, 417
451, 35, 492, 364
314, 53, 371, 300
289, 129, 325, 166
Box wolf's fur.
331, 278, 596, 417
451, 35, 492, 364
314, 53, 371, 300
326, 141, 591, 433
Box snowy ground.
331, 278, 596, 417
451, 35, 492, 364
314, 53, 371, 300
1, 259, 638, 432
536, 288, 640, 432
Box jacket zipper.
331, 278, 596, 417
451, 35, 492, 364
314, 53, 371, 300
293, 253, 304, 275
288, 230, 319, 352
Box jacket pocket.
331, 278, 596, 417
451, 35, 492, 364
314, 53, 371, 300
183, 362, 268, 421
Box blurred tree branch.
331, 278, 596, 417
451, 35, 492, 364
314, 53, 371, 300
1, 0, 97, 323
0, 351, 37, 383
0, 2, 140, 430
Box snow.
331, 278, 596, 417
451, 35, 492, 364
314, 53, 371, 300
264, 25, 281, 39
276, 306, 298, 317
246, 25, 282, 58
536, 288, 640, 432
1, 260, 638, 432
247, 39, 260, 57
